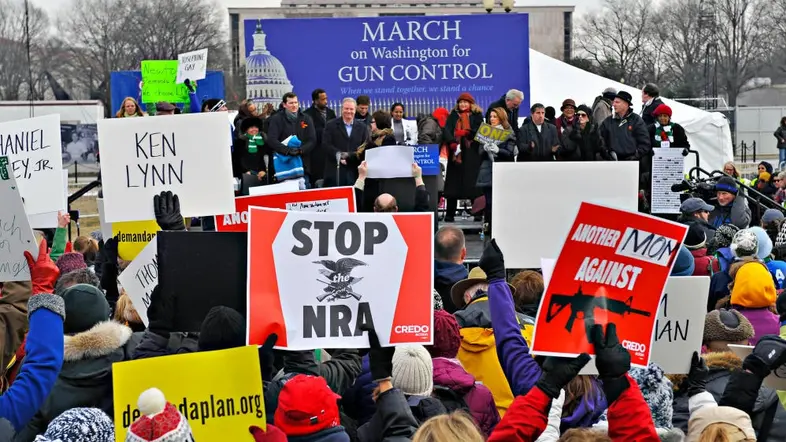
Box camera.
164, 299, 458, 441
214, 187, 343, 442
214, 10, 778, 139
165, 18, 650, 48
671, 177, 717, 204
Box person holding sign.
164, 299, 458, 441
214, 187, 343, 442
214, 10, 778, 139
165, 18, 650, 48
442, 93, 483, 222
476, 108, 516, 236
649, 104, 689, 149
266, 92, 316, 189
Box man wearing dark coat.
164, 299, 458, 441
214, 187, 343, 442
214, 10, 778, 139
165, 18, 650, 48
322, 97, 370, 188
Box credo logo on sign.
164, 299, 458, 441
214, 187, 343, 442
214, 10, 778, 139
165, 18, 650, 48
394, 325, 430, 338
622, 340, 647, 357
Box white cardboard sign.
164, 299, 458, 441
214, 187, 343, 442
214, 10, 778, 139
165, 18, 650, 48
285, 199, 350, 213
176, 49, 208, 84
0, 114, 64, 215
98, 112, 235, 222
117, 237, 157, 326
28, 170, 70, 229
365, 145, 415, 179
248, 180, 301, 196
0, 162, 39, 281
96, 198, 113, 243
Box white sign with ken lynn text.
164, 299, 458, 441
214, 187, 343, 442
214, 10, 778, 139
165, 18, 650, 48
176, 49, 208, 84
0, 163, 39, 282
117, 237, 157, 326
0, 114, 64, 215
98, 112, 235, 223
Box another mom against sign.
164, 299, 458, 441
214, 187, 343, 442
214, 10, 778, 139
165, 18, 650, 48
97, 112, 235, 223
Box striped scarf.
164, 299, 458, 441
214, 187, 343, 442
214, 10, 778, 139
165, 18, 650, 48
654, 122, 673, 143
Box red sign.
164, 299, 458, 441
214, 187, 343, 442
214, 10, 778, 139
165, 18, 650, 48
214, 187, 356, 232
531, 202, 688, 367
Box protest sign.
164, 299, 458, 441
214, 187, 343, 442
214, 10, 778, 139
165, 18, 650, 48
158, 231, 248, 332
98, 112, 235, 222
413, 144, 440, 176
0, 161, 38, 282
248, 180, 301, 196
113, 345, 265, 441
474, 122, 512, 145
112, 220, 161, 261
365, 145, 416, 179
141, 60, 190, 104
728, 344, 786, 390
0, 115, 64, 215
651, 148, 685, 214
176, 49, 209, 84
117, 238, 157, 326
97, 198, 113, 242
247, 208, 433, 349
531, 202, 688, 367
28, 169, 70, 229
216, 187, 356, 233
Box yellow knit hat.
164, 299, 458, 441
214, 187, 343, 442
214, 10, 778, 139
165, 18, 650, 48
730, 262, 776, 308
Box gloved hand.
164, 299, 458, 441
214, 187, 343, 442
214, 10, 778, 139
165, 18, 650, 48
147, 285, 176, 337
288, 136, 302, 148
484, 143, 499, 154
590, 323, 631, 404
687, 351, 709, 397
184, 79, 195, 93
776, 290, 786, 322
478, 239, 506, 282
536, 354, 591, 399
153, 191, 186, 231
100, 236, 120, 303
362, 325, 395, 382
24, 239, 59, 295
258, 333, 279, 382
454, 129, 469, 138
249, 424, 287, 442
743, 335, 786, 379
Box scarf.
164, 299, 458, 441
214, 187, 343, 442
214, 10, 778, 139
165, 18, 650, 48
246, 134, 263, 153
654, 122, 673, 143
285, 111, 298, 122
457, 109, 470, 133
356, 128, 394, 157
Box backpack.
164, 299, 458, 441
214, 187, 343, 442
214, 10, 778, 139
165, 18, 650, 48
431, 384, 470, 414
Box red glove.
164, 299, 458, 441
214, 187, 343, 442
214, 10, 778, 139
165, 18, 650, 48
64, 242, 73, 253
24, 239, 60, 295
249, 425, 287, 442
454, 129, 469, 138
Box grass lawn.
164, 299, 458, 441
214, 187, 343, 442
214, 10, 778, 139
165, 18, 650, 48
70, 196, 100, 237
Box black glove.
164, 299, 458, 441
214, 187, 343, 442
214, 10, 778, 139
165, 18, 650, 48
154, 191, 186, 231
103, 236, 119, 265
99, 236, 120, 306
536, 354, 591, 399
687, 351, 709, 397
744, 335, 786, 379
478, 239, 506, 282
777, 290, 786, 322
362, 325, 395, 382
590, 323, 631, 403
257, 333, 278, 382
184, 79, 195, 93
147, 285, 176, 337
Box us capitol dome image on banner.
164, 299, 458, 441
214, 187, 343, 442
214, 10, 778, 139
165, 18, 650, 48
246, 20, 293, 106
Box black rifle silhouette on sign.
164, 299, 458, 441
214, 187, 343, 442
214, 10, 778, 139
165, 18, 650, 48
314, 258, 367, 302
546, 286, 651, 333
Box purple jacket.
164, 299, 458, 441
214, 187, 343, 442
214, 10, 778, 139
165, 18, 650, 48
432, 357, 500, 436
486, 279, 608, 430
736, 307, 779, 345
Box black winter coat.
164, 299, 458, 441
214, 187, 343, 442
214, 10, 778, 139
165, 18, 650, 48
303, 105, 337, 183
560, 122, 603, 161
416, 114, 442, 144
443, 110, 483, 200
357, 389, 424, 442
599, 110, 651, 160
232, 133, 267, 178
642, 97, 664, 126
266, 110, 317, 177
649, 122, 690, 149
321, 118, 371, 187
518, 119, 559, 162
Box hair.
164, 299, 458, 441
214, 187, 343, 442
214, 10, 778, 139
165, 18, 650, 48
697, 423, 754, 442
282, 92, 297, 103
558, 428, 612, 441
723, 161, 739, 178
54, 268, 100, 295
452, 102, 482, 113
563, 376, 597, 416
356, 95, 370, 106
73, 236, 99, 264
531, 103, 545, 113
114, 291, 143, 326
311, 88, 326, 101
509, 270, 544, 312
643, 83, 660, 98
342, 97, 357, 107
374, 194, 398, 212
464, 283, 488, 303
435, 226, 466, 262
505, 89, 524, 101
202, 99, 221, 112
489, 107, 511, 130
238, 99, 256, 118
372, 110, 392, 130
545, 106, 556, 120
115, 97, 144, 118
390, 102, 405, 117
412, 412, 484, 442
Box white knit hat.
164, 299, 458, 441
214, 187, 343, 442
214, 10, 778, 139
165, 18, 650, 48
731, 229, 758, 258
392, 345, 434, 397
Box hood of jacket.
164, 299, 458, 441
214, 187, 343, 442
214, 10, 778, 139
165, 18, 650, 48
288, 426, 350, 442
60, 321, 132, 384
407, 395, 448, 424
432, 357, 475, 396
434, 260, 467, 288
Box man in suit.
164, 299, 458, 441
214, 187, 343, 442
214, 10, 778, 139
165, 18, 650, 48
641, 83, 664, 126
322, 97, 371, 187
303, 88, 337, 186
266, 92, 317, 187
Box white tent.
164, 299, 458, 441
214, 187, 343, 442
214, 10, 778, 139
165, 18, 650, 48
528, 49, 733, 174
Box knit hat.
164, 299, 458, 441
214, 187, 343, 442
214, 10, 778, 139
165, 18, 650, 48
708, 224, 740, 251
759, 161, 774, 174
614, 91, 633, 106
730, 262, 777, 308
392, 345, 434, 397
36, 408, 114, 442
432, 288, 444, 311
432, 107, 449, 128
703, 309, 754, 344
652, 103, 672, 117
687, 405, 756, 441
90, 230, 103, 243
241, 116, 264, 133
749, 226, 773, 260
198, 306, 246, 351
55, 252, 87, 276
126, 388, 193, 442
576, 104, 593, 119
762, 208, 785, 225
714, 176, 738, 195
61, 283, 110, 334
670, 245, 695, 276
275, 374, 342, 436
457, 92, 475, 105
628, 363, 673, 429
683, 224, 707, 250
602, 87, 617, 100
560, 99, 576, 111
760, 171, 772, 182
427, 310, 460, 359
730, 229, 758, 258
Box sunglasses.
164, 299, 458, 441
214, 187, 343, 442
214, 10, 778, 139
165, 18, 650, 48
577, 113, 588, 117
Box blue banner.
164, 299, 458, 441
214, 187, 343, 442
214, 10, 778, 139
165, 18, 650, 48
244, 14, 529, 117
110, 71, 225, 115
413, 144, 440, 176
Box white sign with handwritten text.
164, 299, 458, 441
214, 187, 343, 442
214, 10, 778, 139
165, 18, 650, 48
176, 48, 208, 84
0, 161, 39, 282
285, 199, 350, 213
0, 115, 64, 215
117, 237, 157, 326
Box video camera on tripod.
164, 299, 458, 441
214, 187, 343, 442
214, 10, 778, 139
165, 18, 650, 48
670, 176, 718, 204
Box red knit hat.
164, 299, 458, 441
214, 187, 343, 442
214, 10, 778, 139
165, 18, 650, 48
275, 375, 341, 436
457, 92, 475, 105
427, 309, 461, 359
432, 107, 449, 128
126, 388, 193, 442
652, 103, 672, 117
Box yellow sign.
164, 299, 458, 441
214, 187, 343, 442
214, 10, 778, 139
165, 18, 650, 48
112, 346, 265, 441
112, 220, 160, 261
475, 122, 512, 144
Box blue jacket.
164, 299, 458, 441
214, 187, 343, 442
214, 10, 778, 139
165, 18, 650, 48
486, 279, 607, 431
766, 259, 786, 289
341, 356, 377, 426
